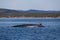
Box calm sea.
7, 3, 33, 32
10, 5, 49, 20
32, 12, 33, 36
0, 18, 60, 40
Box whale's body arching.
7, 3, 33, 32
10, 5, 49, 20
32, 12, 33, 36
12, 24, 45, 27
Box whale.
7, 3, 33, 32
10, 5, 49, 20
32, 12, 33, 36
12, 24, 45, 27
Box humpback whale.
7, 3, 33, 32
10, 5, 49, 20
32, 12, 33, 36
12, 24, 45, 27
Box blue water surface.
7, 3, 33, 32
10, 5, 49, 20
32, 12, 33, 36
0, 18, 60, 40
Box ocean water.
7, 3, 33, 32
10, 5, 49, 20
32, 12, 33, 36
0, 18, 60, 40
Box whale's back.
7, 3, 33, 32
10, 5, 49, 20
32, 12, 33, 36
12, 24, 45, 27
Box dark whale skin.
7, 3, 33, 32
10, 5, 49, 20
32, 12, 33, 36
12, 24, 45, 27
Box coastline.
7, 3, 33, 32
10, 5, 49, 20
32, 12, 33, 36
0, 17, 60, 19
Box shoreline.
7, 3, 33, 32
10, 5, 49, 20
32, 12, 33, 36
0, 17, 60, 19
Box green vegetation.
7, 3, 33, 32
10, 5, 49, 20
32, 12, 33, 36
0, 8, 60, 18
0, 13, 60, 18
